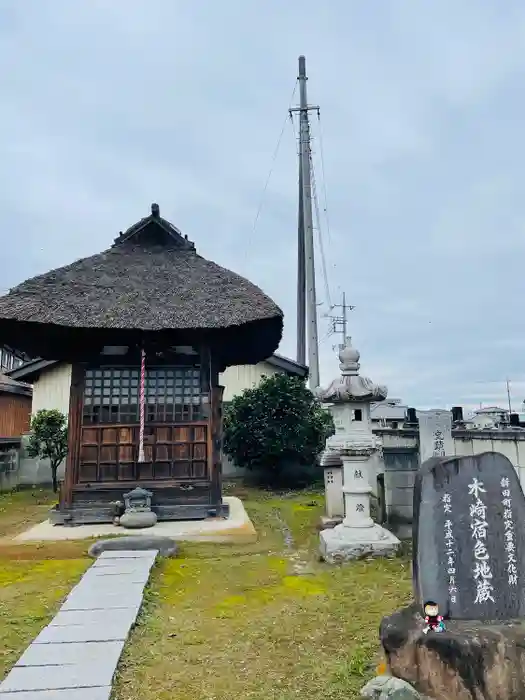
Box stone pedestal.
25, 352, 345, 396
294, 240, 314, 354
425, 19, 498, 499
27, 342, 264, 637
320, 452, 399, 561
120, 510, 158, 529
320, 522, 400, 562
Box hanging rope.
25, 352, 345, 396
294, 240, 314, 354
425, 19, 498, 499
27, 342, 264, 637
138, 347, 146, 463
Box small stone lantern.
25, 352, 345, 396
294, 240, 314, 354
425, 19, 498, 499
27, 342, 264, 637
119, 487, 158, 529
316, 337, 400, 563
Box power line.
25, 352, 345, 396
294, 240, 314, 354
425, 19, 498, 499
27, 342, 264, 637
316, 111, 333, 248
310, 151, 332, 311
249, 80, 298, 245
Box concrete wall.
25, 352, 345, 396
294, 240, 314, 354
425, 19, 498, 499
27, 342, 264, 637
31, 363, 72, 415
380, 427, 525, 523
219, 362, 280, 402
0, 435, 65, 492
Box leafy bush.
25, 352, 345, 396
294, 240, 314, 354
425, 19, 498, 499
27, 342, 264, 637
223, 374, 334, 487
26, 409, 68, 493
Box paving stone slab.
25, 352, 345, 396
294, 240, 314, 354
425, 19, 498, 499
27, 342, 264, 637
62, 584, 146, 610
67, 576, 147, 595
84, 559, 151, 583
81, 568, 152, 584
97, 548, 160, 560
16, 641, 124, 668
66, 574, 146, 596
50, 607, 139, 628
91, 557, 155, 569
34, 618, 134, 644
0, 662, 115, 692
0, 688, 111, 700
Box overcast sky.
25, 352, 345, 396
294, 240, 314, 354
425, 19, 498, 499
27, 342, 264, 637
1, 0, 524, 412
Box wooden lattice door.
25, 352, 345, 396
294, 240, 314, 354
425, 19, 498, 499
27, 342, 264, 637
78, 365, 209, 484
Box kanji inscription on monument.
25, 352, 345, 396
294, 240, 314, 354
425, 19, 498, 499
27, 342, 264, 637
413, 452, 525, 620
417, 410, 453, 463
442, 493, 457, 604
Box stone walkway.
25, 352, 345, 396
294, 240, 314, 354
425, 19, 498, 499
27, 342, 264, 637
0, 549, 158, 699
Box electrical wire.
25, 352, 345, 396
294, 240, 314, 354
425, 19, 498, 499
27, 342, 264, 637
249, 81, 298, 243
316, 111, 333, 248
310, 151, 332, 311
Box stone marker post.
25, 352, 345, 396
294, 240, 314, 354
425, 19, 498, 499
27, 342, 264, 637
317, 337, 400, 563
417, 409, 453, 464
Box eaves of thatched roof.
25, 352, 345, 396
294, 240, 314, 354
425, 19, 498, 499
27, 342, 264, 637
0, 205, 284, 367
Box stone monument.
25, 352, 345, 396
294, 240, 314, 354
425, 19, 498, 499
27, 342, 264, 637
417, 409, 454, 464
380, 452, 525, 699
317, 337, 400, 563
413, 451, 525, 620
119, 487, 158, 529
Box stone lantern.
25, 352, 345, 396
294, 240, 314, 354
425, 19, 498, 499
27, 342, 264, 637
317, 337, 400, 563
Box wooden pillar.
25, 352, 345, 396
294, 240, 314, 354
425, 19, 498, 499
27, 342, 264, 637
61, 363, 85, 509
210, 384, 225, 506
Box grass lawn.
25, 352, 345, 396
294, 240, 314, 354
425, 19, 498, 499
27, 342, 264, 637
114, 486, 412, 700
0, 488, 91, 678
0, 485, 412, 697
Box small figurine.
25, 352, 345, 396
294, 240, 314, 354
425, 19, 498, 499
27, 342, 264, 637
423, 600, 445, 634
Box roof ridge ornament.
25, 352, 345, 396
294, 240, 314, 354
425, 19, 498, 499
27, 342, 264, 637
112, 203, 196, 250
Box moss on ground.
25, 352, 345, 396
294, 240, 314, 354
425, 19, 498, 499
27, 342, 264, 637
114, 488, 411, 700
0, 557, 90, 678
0, 488, 57, 538
0, 488, 91, 678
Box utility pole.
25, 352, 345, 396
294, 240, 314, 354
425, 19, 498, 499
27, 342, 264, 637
328, 292, 355, 348
290, 55, 320, 389
296, 157, 306, 366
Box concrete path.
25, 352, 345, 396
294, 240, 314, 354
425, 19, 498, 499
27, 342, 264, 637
0, 549, 158, 699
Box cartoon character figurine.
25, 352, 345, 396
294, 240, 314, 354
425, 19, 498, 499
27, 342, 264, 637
423, 600, 445, 634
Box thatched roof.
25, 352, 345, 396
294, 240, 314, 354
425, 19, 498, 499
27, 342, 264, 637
0, 204, 283, 367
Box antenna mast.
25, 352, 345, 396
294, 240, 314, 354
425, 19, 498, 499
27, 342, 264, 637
507, 378, 513, 416
328, 292, 355, 347
290, 55, 320, 389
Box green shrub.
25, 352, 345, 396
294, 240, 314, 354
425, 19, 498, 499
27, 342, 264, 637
223, 374, 334, 487
26, 409, 68, 493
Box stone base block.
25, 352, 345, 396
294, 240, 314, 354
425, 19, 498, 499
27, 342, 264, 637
360, 675, 427, 700
320, 523, 400, 563
88, 536, 177, 558
119, 511, 157, 529
319, 515, 343, 530
380, 603, 525, 700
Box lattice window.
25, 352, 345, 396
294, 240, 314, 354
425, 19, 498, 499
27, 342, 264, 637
83, 366, 203, 425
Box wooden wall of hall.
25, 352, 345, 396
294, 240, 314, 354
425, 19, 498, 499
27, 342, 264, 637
0, 394, 31, 438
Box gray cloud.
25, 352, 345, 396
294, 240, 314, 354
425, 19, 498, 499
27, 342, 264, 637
1, 0, 525, 412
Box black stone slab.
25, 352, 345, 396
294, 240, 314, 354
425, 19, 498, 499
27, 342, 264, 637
88, 536, 178, 558
413, 452, 525, 620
